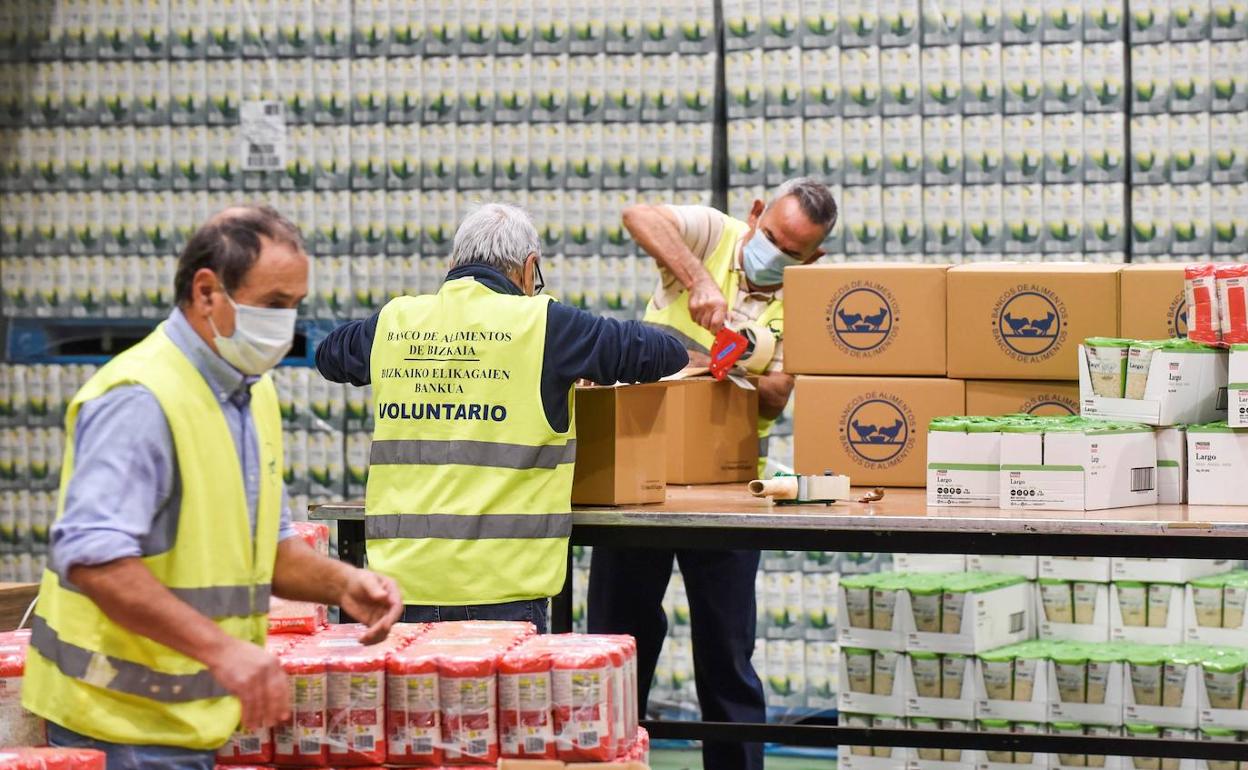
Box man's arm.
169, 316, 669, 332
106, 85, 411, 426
271, 538, 402, 645
758, 370, 795, 421
68, 559, 290, 729
623, 204, 728, 333
545, 303, 689, 388
315, 312, 378, 386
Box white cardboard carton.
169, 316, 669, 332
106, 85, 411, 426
926, 428, 1002, 508
903, 654, 976, 721
905, 581, 1034, 655
1183, 584, 1248, 649
1037, 582, 1111, 643
1154, 427, 1188, 504
1000, 427, 1159, 512
1228, 346, 1248, 428
1046, 660, 1125, 726
895, 554, 969, 573
839, 582, 908, 651
842, 750, 908, 770
1040, 557, 1112, 582
840, 647, 909, 718
1187, 425, 1248, 505
973, 657, 1050, 723
1079, 344, 1229, 427
967, 556, 1039, 579
1109, 583, 1186, 645
906, 747, 974, 770
1197, 665, 1248, 730
1111, 559, 1231, 583
1122, 659, 1200, 729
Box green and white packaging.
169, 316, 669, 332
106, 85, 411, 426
803, 0, 842, 47
964, 183, 1005, 252
493, 56, 530, 123
1211, 183, 1248, 255
1211, 0, 1248, 38
1043, 183, 1084, 252
169, 3, 206, 58
132, 60, 166, 125
387, 0, 423, 56
881, 45, 921, 117
1170, 112, 1211, 183
313, 58, 349, 124
1170, 182, 1213, 255
422, 189, 456, 257
1131, 183, 1172, 255
279, 58, 312, 126
1084, 183, 1128, 252
1085, 112, 1127, 183
1003, 41, 1043, 112
1132, 0, 1171, 42
313, 125, 349, 192
1085, 41, 1126, 112
573, 190, 605, 257
169, 60, 206, 125
352, 123, 385, 192
385, 123, 418, 191
880, 0, 922, 45
963, 43, 1004, 114
1170, 41, 1212, 113
845, 184, 884, 254
566, 122, 603, 189
923, 44, 963, 115
676, 0, 714, 53
532, 54, 569, 123
804, 116, 845, 183
924, 0, 964, 43
640, 121, 676, 191
1003, 183, 1044, 253
455, 123, 492, 191
845, 115, 884, 185
724, 0, 764, 50
604, 53, 642, 122
1044, 0, 1084, 40
1084, 0, 1126, 40
492, 124, 529, 190
206, 127, 239, 193
601, 122, 638, 189
726, 49, 765, 119
924, 183, 964, 255
678, 52, 715, 123
569, 53, 606, 122
842, 46, 882, 117
764, 47, 804, 118
1043, 41, 1084, 112
1003, 114, 1044, 182
1044, 112, 1084, 183
603, 0, 641, 53
529, 122, 565, 189
883, 114, 923, 184
1211, 40, 1248, 111
313, 0, 350, 57
384, 188, 415, 256
766, 639, 807, 708
1130, 114, 1169, 184
457, 56, 493, 124
350, 57, 385, 125
804, 47, 843, 117
642, 52, 679, 122
883, 184, 924, 254
675, 122, 712, 190
964, 113, 1005, 184
204, 0, 243, 58
841, 0, 881, 45
964, 0, 1005, 42
1132, 43, 1171, 115
923, 114, 963, 184
353, 0, 391, 56
638, 0, 675, 53
1002, 0, 1044, 41
1171, 0, 1213, 39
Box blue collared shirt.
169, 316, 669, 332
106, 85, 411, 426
50, 309, 297, 582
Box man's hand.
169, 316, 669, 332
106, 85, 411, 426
688, 278, 728, 333
340, 569, 403, 645
206, 638, 290, 730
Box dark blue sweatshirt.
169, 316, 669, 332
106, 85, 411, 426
315, 263, 689, 432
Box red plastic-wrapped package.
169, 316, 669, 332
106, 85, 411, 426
214, 726, 271, 765
386, 645, 443, 766
420, 621, 535, 645
0, 631, 44, 748
549, 640, 617, 762
272, 647, 329, 767
436, 642, 501, 766
0, 749, 106, 769
498, 643, 556, 760
1217, 264, 1248, 344
268, 597, 328, 635
309, 636, 404, 766
1186, 263, 1222, 343
293, 521, 331, 554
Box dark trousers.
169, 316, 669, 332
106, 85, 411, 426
588, 547, 766, 770
401, 597, 549, 633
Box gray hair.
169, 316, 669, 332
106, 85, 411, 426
449, 203, 541, 274
767, 177, 839, 236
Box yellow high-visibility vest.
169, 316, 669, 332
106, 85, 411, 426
23, 324, 283, 750
643, 213, 785, 462
366, 278, 575, 605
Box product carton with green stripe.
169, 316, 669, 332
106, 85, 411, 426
1037, 579, 1112, 642
926, 416, 1003, 508
1123, 645, 1204, 729
1079, 340, 1229, 426
1228, 345, 1248, 427
1111, 556, 1229, 584
1185, 571, 1248, 648
999, 418, 1159, 511
1153, 426, 1187, 504
1109, 581, 1185, 645
1197, 648, 1248, 730
974, 640, 1052, 723
907, 572, 1035, 655
1187, 422, 1248, 505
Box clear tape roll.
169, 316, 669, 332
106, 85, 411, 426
739, 324, 776, 374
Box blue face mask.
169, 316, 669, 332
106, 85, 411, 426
742, 229, 803, 288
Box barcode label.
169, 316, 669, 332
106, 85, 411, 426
467, 738, 488, 756
525, 737, 547, 754
240, 100, 286, 170
413, 738, 433, 755
579, 730, 600, 747
1131, 467, 1155, 492
299, 739, 320, 755
240, 738, 261, 754
354, 734, 375, 751
1009, 611, 1025, 633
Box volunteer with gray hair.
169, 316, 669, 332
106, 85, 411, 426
24, 205, 403, 770
316, 203, 687, 628
589, 178, 838, 770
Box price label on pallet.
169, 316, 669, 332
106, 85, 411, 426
240, 100, 287, 171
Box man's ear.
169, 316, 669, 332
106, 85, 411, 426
747, 199, 765, 228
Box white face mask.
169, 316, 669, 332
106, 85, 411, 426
209, 290, 297, 375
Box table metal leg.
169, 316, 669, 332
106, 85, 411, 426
550, 541, 575, 633
336, 519, 366, 623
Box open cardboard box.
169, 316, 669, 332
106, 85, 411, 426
840, 647, 909, 717
1122, 658, 1200, 729
838, 581, 908, 651
571, 383, 667, 505
1229, 345, 1248, 428
841, 748, 908, 770
973, 656, 1050, 724
904, 581, 1035, 656
1109, 583, 1186, 646
1197, 663, 1248, 731
903, 653, 975, 721
1037, 582, 1112, 643
1078, 344, 1228, 427
906, 746, 975, 770
1046, 659, 1125, 727
660, 369, 759, 484
1183, 584, 1248, 648
1000, 426, 1159, 512
1111, 558, 1230, 584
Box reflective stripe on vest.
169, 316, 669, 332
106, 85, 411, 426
30, 617, 228, 703
366, 280, 575, 606
370, 438, 577, 470
22, 324, 283, 750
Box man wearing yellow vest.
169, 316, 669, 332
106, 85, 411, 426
315, 203, 687, 628
23, 205, 402, 770
589, 178, 838, 770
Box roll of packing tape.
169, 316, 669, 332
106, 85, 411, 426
739, 323, 777, 374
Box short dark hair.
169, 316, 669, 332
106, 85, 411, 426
174, 204, 305, 305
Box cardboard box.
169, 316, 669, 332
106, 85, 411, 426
1229, 346, 1248, 428
1037, 581, 1111, 643
1123, 263, 1188, 336
973, 655, 1051, 723
1040, 557, 1112, 583
904, 580, 1035, 655
966, 556, 1039, 579
894, 555, 968, 574
784, 264, 950, 376
1198, 661, 1248, 730
926, 425, 1002, 508
946, 263, 1122, 380
1079, 344, 1229, 427
571, 384, 667, 505
1187, 423, 1248, 505
1183, 583, 1248, 648
903, 653, 976, 721
965, 380, 1080, 417
840, 647, 908, 716
1109, 582, 1185, 645
999, 425, 1159, 511
1046, 658, 1125, 726
1111, 558, 1229, 583
662, 378, 758, 484
795, 376, 966, 487
1122, 656, 1201, 729
1155, 426, 1188, 504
